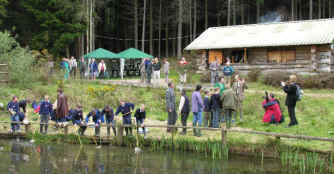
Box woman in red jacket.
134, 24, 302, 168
262, 92, 283, 124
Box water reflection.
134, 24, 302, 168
0, 139, 283, 174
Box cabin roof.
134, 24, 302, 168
185, 19, 334, 50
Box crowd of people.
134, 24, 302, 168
139, 57, 170, 84
7, 57, 301, 137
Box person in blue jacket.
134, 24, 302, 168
223, 61, 234, 87
39, 95, 53, 134
85, 109, 104, 136
70, 105, 87, 135
115, 100, 135, 136
134, 104, 146, 136
101, 105, 116, 136
7, 96, 20, 133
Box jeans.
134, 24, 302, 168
193, 112, 202, 127
123, 115, 132, 136
288, 106, 298, 126
203, 112, 211, 127
40, 114, 49, 134
136, 119, 146, 135
10, 114, 20, 132
181, 112, 189, 133
146, 72, 152, 84
167, 110, 177, 132
212, 109, 221, 128
210, 71, 218, 84
106, 119, 116, 136
225, 109, 233, 129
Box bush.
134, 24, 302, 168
247, 68, 261, 82
200, 71, 210, 83
0, 31, 35, 88
263, 72, 334, 89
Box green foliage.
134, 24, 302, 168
22, 0, 86, 56
0, 31, 35, 87
0, 0, 7, 24
247, 68, 261, 82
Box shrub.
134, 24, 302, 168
0, 31, 35, 88
200, 71, 210, 83
247, 68, 261, 82
263, 71, 291, 87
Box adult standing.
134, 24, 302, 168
209, 58, 219, 84
214, 77, 225, 96
89, 59, 98, 80
145, 59, 153, 84
179, 57, 188, 85
223, 61, 234, 87
152, 58, 161, 82
221, 84, 237, 129
79, 57, 87, 79
191, 85, 204, 137
163, 58, 170, 83
178, 90, 190, 135
210, 88, 221, 128
140, 58, 146, 83
48, 59, 54, 77
98, 60, 107, 79
232, 75, 248, 122
70, 57, 78, 79
62, 58, 70, 80
166, 82, 177, 133
281, 75, 299, 127
56, 89, 69, 123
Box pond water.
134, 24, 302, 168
0, 139, 284, 174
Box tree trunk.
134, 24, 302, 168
256, 0, 260, 23
310, 0, 313, 19
158, 0, 162, 58
318, 0, 321, 19
86, 0, 89, 54
190, 0, 193, 42
291, 0, 295, 20
241, 0, 244, 24
233, 0, 236, 25
149, 0, 153, 55
134, 0, 138, 49
330, 0, 332, 17
299, 0, 302, 20
227, 0, 231, 25
165, 19, 169, 57
205, 0, 208, 29
177, 0, 183, 58
193, 0, 197, 39
141, 0, 147, 52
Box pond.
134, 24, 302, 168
0, 139, 284, 174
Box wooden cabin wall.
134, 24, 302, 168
248, 48, 267, 64
296, 46, 311, 63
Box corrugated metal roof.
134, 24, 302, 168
185, 19, 334, 50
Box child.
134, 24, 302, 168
101, 105, 116, 136
203, 90, 211, 128
71, 105, 87, 136
39, 95, 53, 134
178, 90, 190, 134
115, 100, 135, 136
85, 109, 104, 136
210, 88, 221, 128
7, 96, 20, 133
262, 92, 283, 124
134, 104, 146, 136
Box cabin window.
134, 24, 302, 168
231, 50, 246, 63
267, 48, 296, 63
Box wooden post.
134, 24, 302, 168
64, 125, 68, 135
244, 48, 247, 63
25, 124, 30, 134
116, 124, 124, 145
221, 128, 227, 145
332, 141, 334, 153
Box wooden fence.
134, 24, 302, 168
0, 64, 9, 83
0, 120, 333, 152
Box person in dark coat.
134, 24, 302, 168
134, 104, 146, 136
7, 96, 20, 132
203, 90, 211, 128
166, 82, 177, 133
115, 100, 135, 136
101, 105, 116, 136
85, 109, 104, 136
145, 59, 153, 84
178, 90, 190, 134
70, 105, 87, 135
18, 99, 29, 114
281, 75, 299, 127
210, 88, 222, 128
56, 89, 69, 123
39, 95, 53, 134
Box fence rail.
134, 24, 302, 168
0, 120, 333, 152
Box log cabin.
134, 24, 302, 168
185, 19, 334, 74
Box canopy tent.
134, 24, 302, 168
116, 48, 153, 79
84, 48, 118, 59
116, 48, 154, 59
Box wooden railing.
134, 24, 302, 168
0, 120, 333, 152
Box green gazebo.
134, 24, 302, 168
116, 48, 153, 59
83, 48, 118, 59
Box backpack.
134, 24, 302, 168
296, 84, 303, 101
